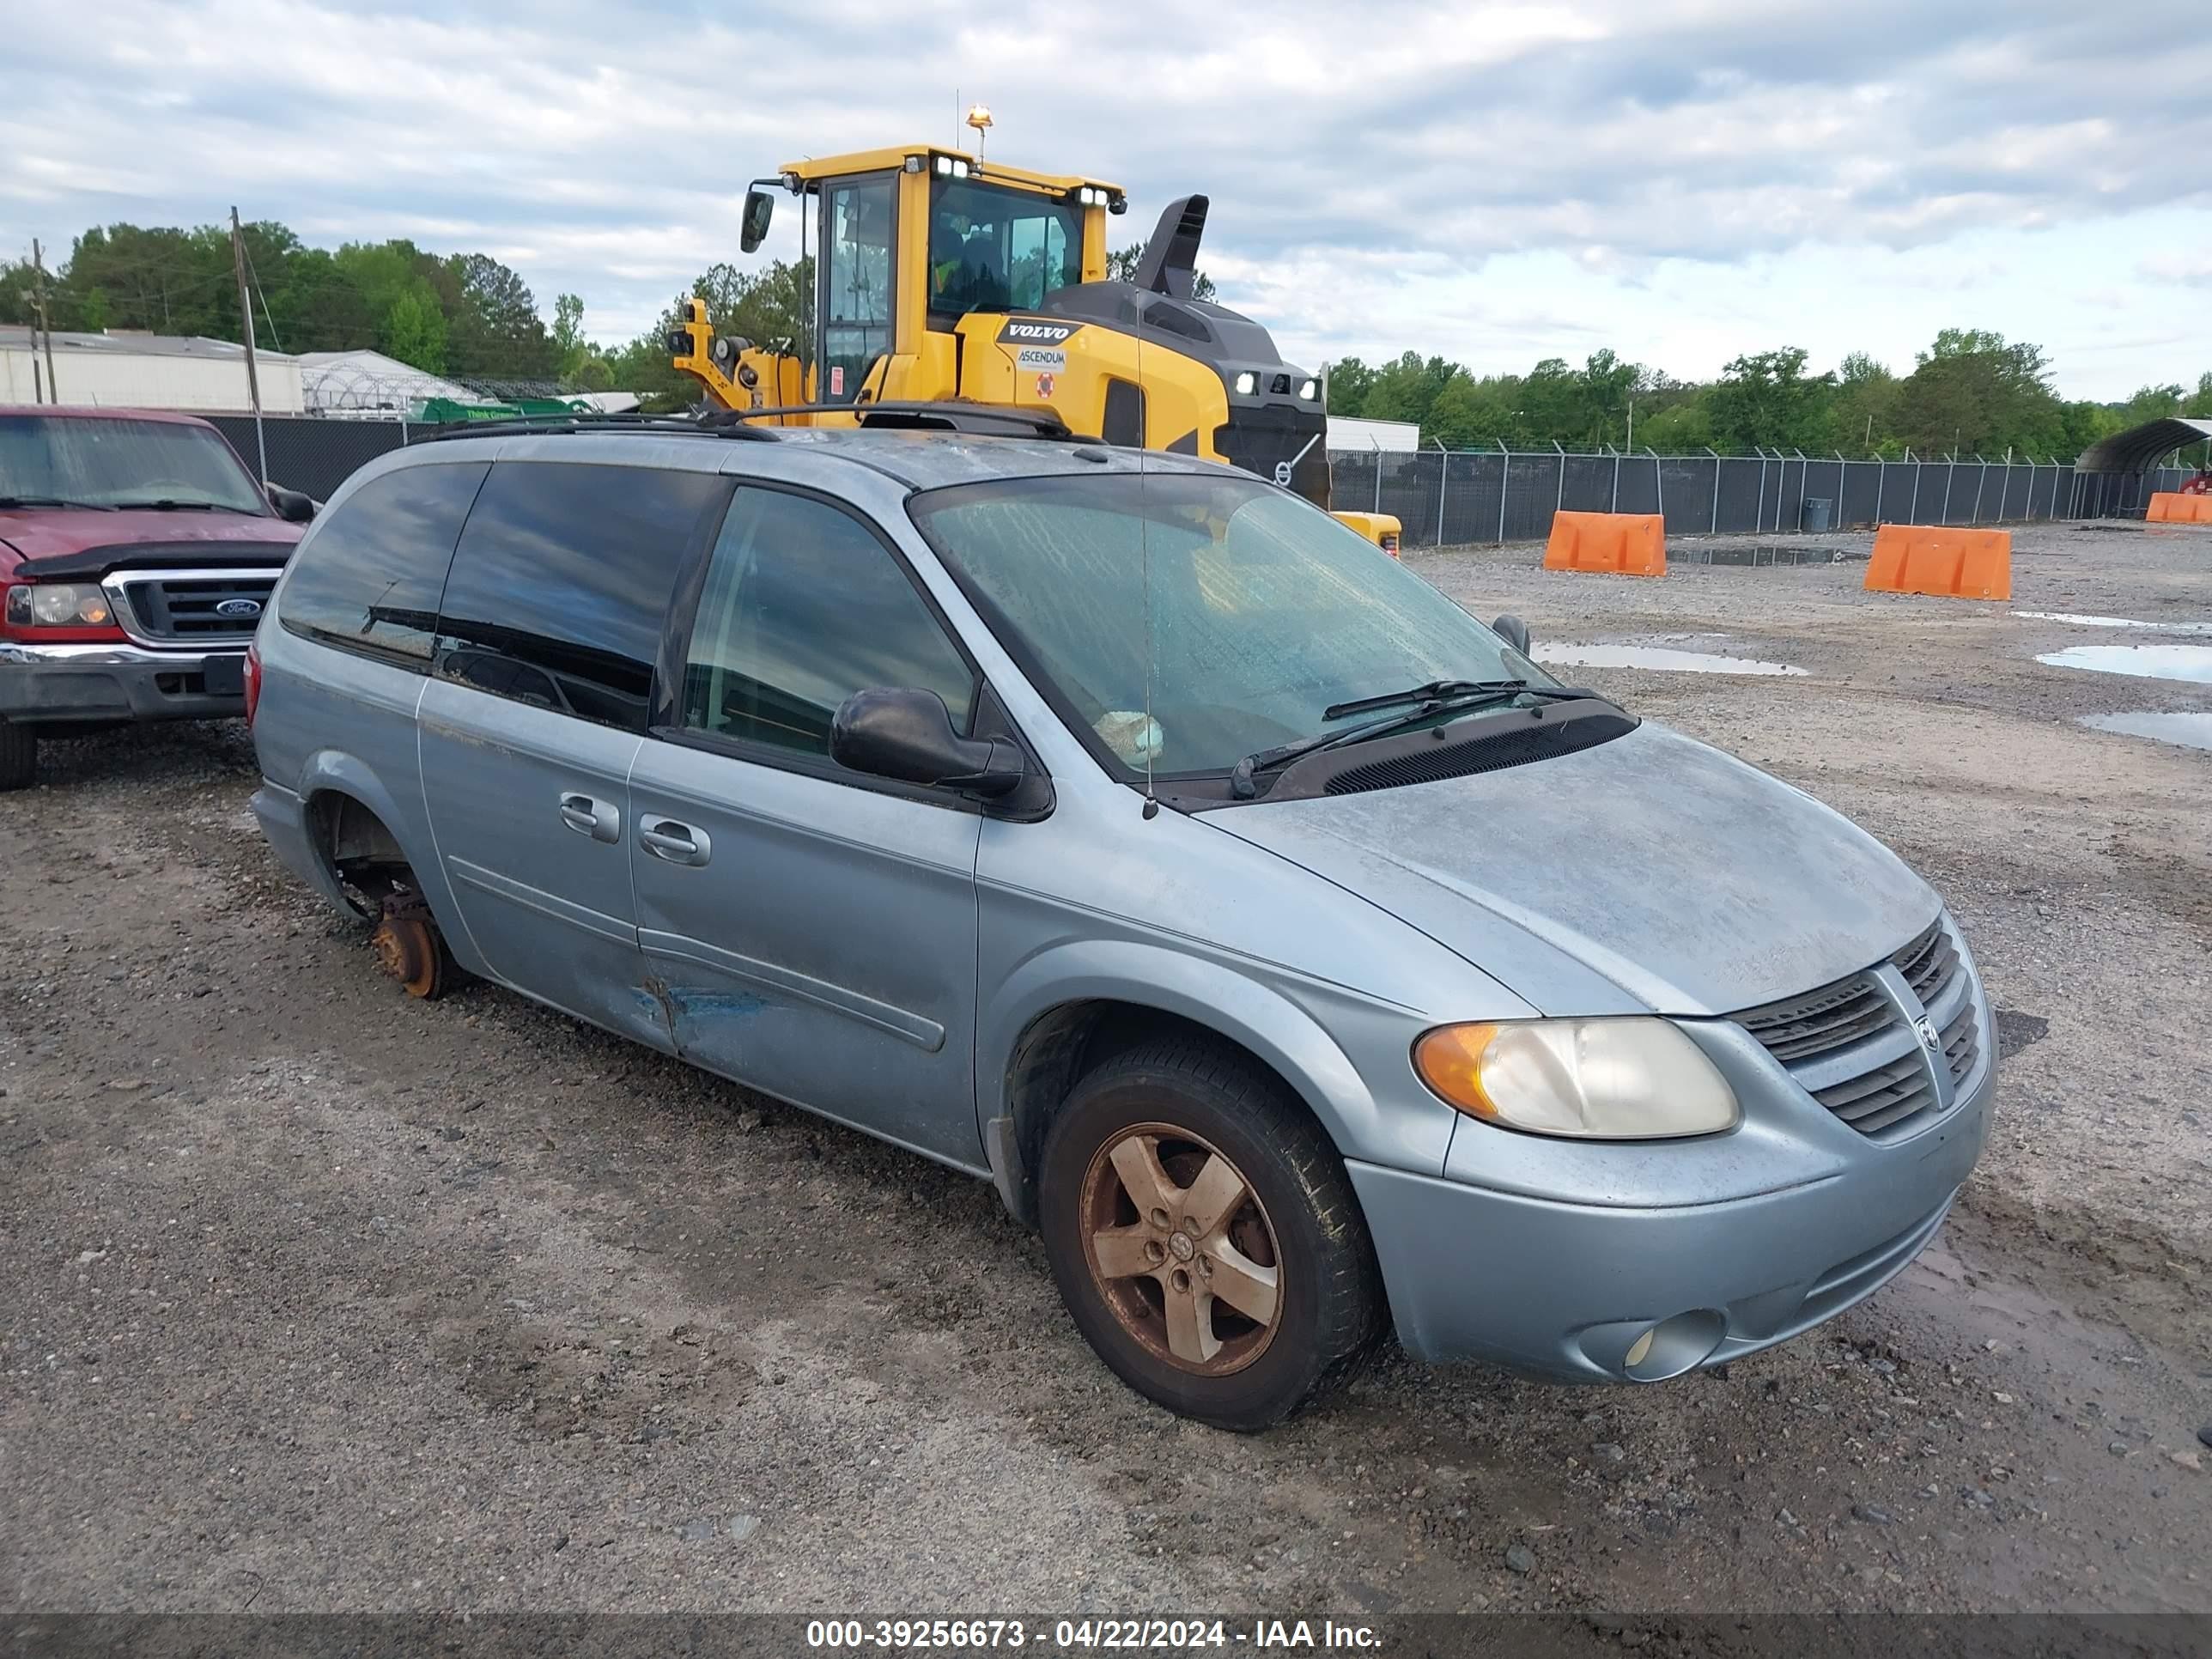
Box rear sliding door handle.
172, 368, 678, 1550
640, 817, 713, 867
559, 792, 622, 844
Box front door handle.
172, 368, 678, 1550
559, 792, 621, 844
640, 817, 713, 867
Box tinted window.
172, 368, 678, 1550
680, 487, 975, 760
278, 461, 487, 667
436, 461, 729, 732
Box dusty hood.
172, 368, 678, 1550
1212, 721, 1937, 1018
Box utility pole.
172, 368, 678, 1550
31, 238, 58, 403
1626, 398, 1635, 452
228, 207, 268, 483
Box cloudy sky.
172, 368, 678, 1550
4, 0, 2208, 398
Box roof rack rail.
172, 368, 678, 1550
414, 410, 781, 445
707, 400, 1076, 439
415, 400, 1077, 447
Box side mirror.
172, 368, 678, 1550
830, 687, 1027, 800
1492, 614, 1531, 655
739, 188, 775, 254
268, 485, 317, 524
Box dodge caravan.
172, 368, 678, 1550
248, 416, 1993, 1430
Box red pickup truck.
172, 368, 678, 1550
1, 406, 314, 789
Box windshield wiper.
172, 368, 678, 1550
1229, 683, 1616, 799
107, 498, 221, 511
1323, 677, 1533, 720
0, 495, 112, 510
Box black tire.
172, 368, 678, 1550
0, 722, 35, 793
1038, 1036, 1386, 1431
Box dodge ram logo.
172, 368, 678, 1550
1912, 1015, 1941, 1054
215, 599, 263, 619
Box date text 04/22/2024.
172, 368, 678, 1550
802, 1620, 1384, 1650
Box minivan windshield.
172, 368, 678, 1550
909, 471, 1550, 777
0, 415, 268, 514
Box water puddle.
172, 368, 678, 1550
1534, 643, 1807, 676
2036, 644, 2212, 684
1668, 542, 1861, 568
2014, 611, 2212, 635
2079, 712, 2212, 752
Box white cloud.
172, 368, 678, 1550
1, 0, 2207, 395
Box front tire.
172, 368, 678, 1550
1038, 1037, 1386, 1431
0, 722, 35, 792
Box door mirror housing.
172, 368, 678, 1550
831, 687, 1026, 800
267, 484, 317, 525
1492, 614, 1531, 655
739, 188, 775, 253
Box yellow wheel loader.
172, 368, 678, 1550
667, 143, 1401, 553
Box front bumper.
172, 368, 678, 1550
1349, 1009, 1995, 1380
0, 641, 246, 726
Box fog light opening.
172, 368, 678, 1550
1621, 1310, 1727, 1381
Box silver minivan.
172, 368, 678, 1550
249, 417, 1993, 1431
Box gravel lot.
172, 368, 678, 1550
3, 518, 2209, 1617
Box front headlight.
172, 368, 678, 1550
1413, 1018, 1740, 1139
5, 582, 113, 629
1232, 371, 1258, 396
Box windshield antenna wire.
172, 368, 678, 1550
1135, 292, 1159, 819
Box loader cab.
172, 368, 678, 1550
769, 147, 1121, 408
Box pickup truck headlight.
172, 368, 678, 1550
1413, 1018, 1740, 1139
5, 582, 113, 628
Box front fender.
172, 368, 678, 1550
980, 937, 1457, 1179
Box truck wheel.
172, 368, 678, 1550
1038, 1037, 1386, 1431
0, 723, 35, 792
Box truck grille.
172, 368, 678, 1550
1733, 915, 1978, 1139
107, 568, 278, 646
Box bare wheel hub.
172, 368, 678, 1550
369, 894, 445, 1000
1079, 1122, 1283, 1376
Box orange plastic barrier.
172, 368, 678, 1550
1863, 525, 2012, 601
2146, 492, 2212, 524
1543, 511, 1666, 577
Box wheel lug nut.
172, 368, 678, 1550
1149, 1206, 1170, 1231
1170, 1268, 1191, 1294
1144, 1239, 1166, 1265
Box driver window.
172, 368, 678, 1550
820, 176, 895, 404
681, 488, 978, 763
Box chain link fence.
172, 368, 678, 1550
1322, 447, 2189, 551
199, 414, 2201, 531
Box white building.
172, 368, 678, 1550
0, 325, 305, 413
1328, 415, 1421, 453
297, 349, 484, 416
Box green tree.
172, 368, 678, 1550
1703, 348, 1837, 453
379, 290, 447, 374
1323, 356, 1379, 415
1894, 329, 2065, 457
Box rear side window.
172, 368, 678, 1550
277, 461, 487, 667
679, 486, 976, 759
434, 461, 730, 732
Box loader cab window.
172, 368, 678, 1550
928, 179, 1083, 320
818, 174, 896, 405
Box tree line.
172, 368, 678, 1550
6, 219, 2207, 456
1327, 337, 2212, 459
0, 220, 592, 387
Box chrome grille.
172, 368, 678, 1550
1733, 973, 1895, 1063
107, 568, 278, 647
1893, 921, 1960, 1006
1813, 1049, 1937, 1135
1942, 1004, 1978, 1087
1734, 913, 1977, 1140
